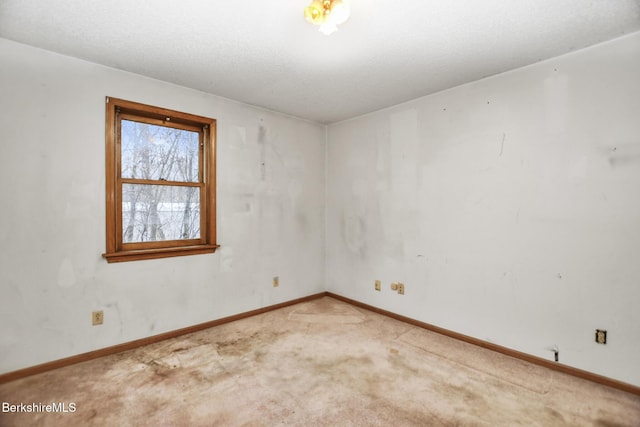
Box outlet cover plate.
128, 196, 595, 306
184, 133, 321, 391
92, 310, 103, 326
397, 283, 405, 295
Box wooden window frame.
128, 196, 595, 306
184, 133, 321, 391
103, 97, 218, 262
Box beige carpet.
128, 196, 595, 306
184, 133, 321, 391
1, 296, 638, 426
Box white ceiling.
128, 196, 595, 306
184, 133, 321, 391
1, 1, 639, 124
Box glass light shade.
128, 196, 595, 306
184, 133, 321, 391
330, 0, 350, 25
319, 23, 338, 35
305, 0, 349, 35
304, 1, 324, 24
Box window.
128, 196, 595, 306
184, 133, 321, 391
103, 97, 218, 262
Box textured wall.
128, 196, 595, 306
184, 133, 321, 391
2, 32, 640, 387
327, 33, 640, 385
0, 39, 326, 374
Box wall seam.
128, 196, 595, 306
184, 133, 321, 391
323, 124, 329, 291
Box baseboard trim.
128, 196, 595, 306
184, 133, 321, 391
3, 290, 638, 396
0, 292, 327, 384
326, 292, 640, 396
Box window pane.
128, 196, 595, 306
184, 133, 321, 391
121, 120, 199, 182
122, 184, 200, 243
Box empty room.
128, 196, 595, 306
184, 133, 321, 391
1, 1, 639, 425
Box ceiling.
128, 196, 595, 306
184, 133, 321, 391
1, 1, 639, 124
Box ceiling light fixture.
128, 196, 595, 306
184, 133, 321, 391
304, 0, 350, 35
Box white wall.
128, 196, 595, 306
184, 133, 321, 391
0, 38, 326, 374
327, 32, 640, 386
2, 31, 640, 387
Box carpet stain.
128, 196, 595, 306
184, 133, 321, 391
1, 297, 639, 426
368, 399, 450, 426
84, 409, 97, 421
215, 332, 259, 356
595, 418, 627, 427
215, 330, 283, 357
545, 406, 566, 423
388, 349, 421, 379
438, 382, 488, 409
312, 355, 375, 378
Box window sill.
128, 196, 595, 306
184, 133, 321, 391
102, 244, 220, 263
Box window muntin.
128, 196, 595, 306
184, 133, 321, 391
104, 97, 218, 262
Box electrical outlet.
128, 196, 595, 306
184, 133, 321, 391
92, 310, 103, 326
595, 329, 607, 344
375, 280, 381, 291
273, 276, 279, 287
397, 283, 405, 295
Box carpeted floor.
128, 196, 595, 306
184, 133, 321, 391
1, 296, 639, 426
